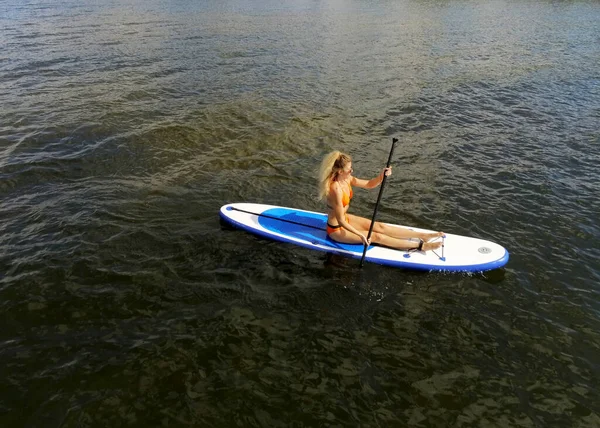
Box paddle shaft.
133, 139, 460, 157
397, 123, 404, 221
359, 137, 398, 267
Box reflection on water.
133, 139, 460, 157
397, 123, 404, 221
1, 0, 599, 426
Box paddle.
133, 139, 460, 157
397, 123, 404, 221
359, 137, 398, 268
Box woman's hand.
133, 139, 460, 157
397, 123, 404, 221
360, 234, 371, 246
383, 167, 392, 177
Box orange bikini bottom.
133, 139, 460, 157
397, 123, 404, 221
326, 216, 349, 235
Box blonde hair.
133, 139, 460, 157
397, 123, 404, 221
318, 151, 351, 200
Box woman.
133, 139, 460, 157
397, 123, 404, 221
318, 151, 443, 252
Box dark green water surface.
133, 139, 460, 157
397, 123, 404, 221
1, 0, 599, 426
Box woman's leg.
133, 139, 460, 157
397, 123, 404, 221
347, 214, 443, 241
369, 231, 442, 251
329, 227, 442, 252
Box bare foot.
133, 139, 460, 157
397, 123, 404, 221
422, 241, 442, 251
420, 231, 444, 241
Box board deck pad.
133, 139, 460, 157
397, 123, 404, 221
220, 203, 509, 272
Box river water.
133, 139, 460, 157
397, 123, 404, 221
1, 0, 599, 426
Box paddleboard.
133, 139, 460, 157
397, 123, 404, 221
220, 203, 509, 272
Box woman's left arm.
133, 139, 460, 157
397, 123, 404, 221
352, 167, 392, 189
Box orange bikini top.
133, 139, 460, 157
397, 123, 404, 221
328, 181, 353, 208
341, 183, 353, 207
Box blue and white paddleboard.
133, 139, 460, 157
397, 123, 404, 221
220, 203, 509, 272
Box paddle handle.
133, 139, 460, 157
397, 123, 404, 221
360, 138, 398, 267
